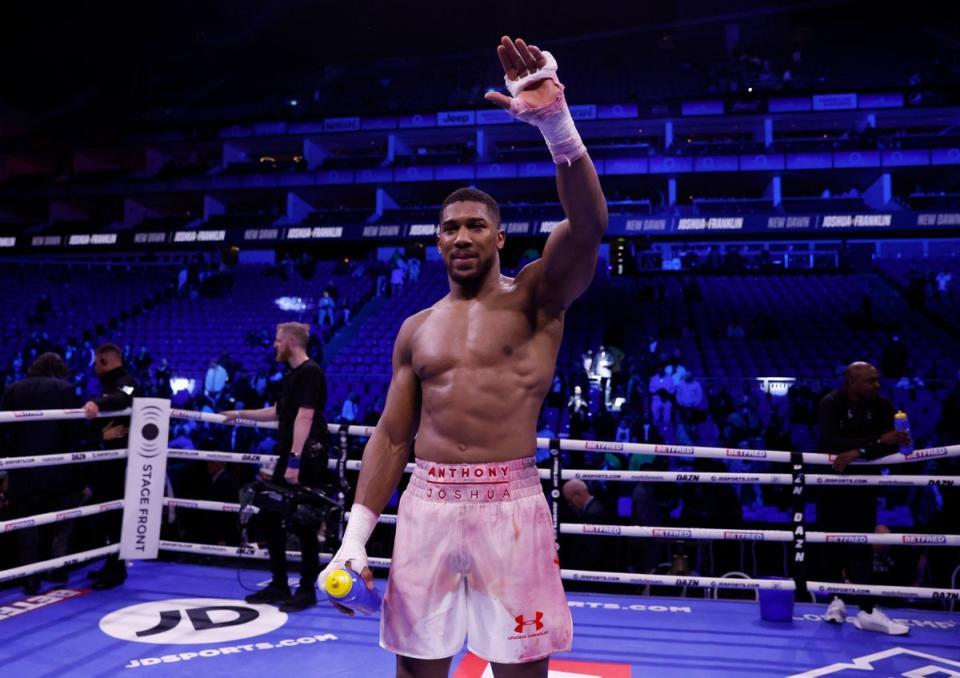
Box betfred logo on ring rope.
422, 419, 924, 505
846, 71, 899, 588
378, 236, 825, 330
583, 524, 622, 536
651, 528, 692, 539
910, 447, 948, 459
725, 448, 766, 458
826, 534, 868, 543
584, 441, 624, 452
903, 535, 947, 545
654, 445, 694, 456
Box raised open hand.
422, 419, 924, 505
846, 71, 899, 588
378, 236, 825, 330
483, 35, 586, 165
484, 35, 560, 111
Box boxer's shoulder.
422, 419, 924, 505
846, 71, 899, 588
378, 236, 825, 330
401, 306, 435, 333
394, 308, 433, 356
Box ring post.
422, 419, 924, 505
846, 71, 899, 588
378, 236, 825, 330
549, 437, 562, 552
790, 450, 808, 600
120, 398, 171, 559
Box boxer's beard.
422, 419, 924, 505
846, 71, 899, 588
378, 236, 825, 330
447, 252, 493, 284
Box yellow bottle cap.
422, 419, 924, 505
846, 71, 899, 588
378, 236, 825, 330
895, 411, 907, 419
325, 569, 354, 598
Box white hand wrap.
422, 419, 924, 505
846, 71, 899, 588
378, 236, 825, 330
504, 50, 560, 98
318, 503, 377, 590
503, 50, 586, 166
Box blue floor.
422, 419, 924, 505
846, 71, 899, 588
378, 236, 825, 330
1, 561, 957, 677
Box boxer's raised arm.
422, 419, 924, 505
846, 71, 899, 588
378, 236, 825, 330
487, 36, 607, 313
537, 153, 607, 313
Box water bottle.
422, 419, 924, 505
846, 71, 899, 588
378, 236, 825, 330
894, 411, 912, 456
324, 567, 382, 615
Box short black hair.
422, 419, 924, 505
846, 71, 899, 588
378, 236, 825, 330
96, 343, 123, 360
28, 352, 69, 379
439, 187, 501, 228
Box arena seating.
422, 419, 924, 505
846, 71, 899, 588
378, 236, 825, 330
0, 263, 177, 368
5, 253, 957, 452
108, 262, 372, 404
877, 256, 960, 335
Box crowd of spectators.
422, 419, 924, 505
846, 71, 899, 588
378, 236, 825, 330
543, 328, 958, 591
2, 256, 958, 599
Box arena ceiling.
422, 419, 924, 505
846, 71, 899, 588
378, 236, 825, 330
0, 0, 953, 140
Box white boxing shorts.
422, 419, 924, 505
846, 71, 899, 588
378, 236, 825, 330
380, 456, 572, 664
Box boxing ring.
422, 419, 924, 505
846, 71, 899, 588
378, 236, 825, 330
1, 401, 958, 677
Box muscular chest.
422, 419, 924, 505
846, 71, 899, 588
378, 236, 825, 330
412, 303, 540, 380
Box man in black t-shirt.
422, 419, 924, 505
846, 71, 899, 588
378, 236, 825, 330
816, 361, 910, 635
222, 322, 328, 612
83, 342, 141, 589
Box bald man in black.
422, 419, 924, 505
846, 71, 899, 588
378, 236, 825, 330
816, 361, 910, 635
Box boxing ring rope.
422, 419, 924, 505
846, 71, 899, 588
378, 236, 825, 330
3, 406, 958, 466
147, 533, 960, 601
163, 449, 955, 488
0, 449, 128, 470
163, 497, 248, 515
805, 581, 960, 601
165, 408, 960, 467
1, 404, 958, 604
0, 500, 125, 534
557, 524, 960, 547
0, 546, 120, 584
0, 408, 133, 423
553, 438, 960, 466
170, 409, 279, 431
0, 407, 132, 585
11, 489, 952, 552
2, 441, 944, 490
557, 469, 958, 488
146, 497, 960, 549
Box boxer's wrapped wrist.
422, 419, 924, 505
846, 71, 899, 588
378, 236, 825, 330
343, 503, 378, 547
319, 503, 377, 587
512, 91, 586, 166
502, 50, 586, 166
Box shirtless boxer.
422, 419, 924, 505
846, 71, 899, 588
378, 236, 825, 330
320, 35, 607, 678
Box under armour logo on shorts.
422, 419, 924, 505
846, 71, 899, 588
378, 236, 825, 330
514, 611, 544, 633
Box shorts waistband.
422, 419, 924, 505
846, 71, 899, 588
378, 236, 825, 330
407, 457, 543, 502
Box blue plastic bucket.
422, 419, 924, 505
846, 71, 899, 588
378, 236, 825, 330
758, 579, 794, 622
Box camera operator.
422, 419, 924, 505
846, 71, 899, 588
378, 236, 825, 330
222, 322, 329, 612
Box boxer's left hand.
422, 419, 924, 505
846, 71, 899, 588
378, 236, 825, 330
485, 36, 559, 110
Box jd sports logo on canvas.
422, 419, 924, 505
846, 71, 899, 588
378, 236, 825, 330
100, 598, 287, 644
